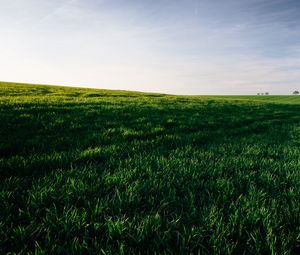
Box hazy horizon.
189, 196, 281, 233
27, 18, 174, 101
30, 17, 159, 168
1, 0, 300, 95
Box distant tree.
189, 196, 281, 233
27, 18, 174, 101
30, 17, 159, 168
293, 91, 299, 95
257, 93, 260, 95
265, 92, 269, 95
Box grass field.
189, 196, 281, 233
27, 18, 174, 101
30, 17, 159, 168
1, 82, 300, 254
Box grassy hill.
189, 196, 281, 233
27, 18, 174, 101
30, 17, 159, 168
212, 95, 300, 105
1, 82, 300, 254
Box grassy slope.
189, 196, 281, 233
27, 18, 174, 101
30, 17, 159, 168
212, 95, 300, 105
1, 82, 300, 254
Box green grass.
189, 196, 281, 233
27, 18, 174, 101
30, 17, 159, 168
211, 95, 300, 105
1, 81, 300, 254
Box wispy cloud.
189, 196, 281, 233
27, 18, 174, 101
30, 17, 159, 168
34, 0, 78, 26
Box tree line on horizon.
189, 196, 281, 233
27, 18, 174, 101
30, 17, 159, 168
256, 91, 299, 95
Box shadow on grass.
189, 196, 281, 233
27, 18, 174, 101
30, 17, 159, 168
1, 99, 299, 179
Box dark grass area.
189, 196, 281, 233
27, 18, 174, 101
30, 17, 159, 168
1, 82, 300, 254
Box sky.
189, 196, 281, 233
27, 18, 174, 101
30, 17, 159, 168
1, 0, 300, 95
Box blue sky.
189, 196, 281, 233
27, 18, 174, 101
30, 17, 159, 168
1, 0, 300, 94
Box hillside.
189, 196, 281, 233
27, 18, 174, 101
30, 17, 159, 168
1, 82, 300, 254
212, 95, 300, 105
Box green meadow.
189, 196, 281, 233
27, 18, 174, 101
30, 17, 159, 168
1, 82, 300, 254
